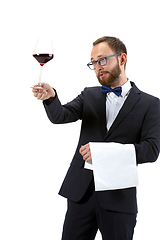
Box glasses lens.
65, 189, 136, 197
87, 57, 107, 70
88, 63, 95, 70
99, 57, 107, 66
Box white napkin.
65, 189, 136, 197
84, 142, 138, 191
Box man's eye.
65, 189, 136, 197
99, 57, 106, 62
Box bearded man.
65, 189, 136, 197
32, 36, 160, 240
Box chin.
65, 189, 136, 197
98, 77, 110, 86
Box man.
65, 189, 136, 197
32, 36, 160, 240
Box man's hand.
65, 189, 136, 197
79, 143, 92, 162
32, 82, 55, 100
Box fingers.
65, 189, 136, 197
34, 90, 48, 100
79, 143, 92, 162
32, 83, 55, 100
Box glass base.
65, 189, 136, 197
31, 86, 47, 90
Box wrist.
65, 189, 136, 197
51, 88, 56, 98
51, 90, 56, 98
44, 88, 57, 105
47, 87, 55, 98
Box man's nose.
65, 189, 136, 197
95, 63, 103, 72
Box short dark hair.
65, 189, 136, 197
93, 36, 127, 68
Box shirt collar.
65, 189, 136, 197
121, 80, 132, 97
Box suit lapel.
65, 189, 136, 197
95, 88, 107, 137
104, 82, 141, 139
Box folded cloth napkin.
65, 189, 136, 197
84, 142, 138, 191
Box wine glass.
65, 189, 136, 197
32, 39, 54, 90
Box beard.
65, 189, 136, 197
97, 62, 121, 87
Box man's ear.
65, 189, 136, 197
120, 53, 127, 66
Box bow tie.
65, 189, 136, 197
101, 86, 122, 97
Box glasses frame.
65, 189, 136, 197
87, 53, 121, 70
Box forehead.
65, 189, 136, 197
91, 42, 114, 60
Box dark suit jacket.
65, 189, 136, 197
43, 82, 160, 213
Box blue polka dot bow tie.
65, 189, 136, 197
101, 86, 122, 97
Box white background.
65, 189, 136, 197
1, 0, 160, 239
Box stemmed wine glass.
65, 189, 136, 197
32, 39, 54, 90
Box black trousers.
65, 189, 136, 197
61, 183, 137, 240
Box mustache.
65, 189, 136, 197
98, 71, 117, 79
99, 71, 109, 74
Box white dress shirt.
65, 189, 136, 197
106, 80, 132, 130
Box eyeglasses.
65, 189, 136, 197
87, 54, 121, 70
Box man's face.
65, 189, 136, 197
91, 42, 121, 87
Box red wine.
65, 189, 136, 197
33, 53, 54, 66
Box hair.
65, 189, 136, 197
93, 36, 127, 68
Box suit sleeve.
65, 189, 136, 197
43, 90, 84, 124
134, 97, 160, 164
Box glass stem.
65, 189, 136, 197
38, 65, 43, 86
